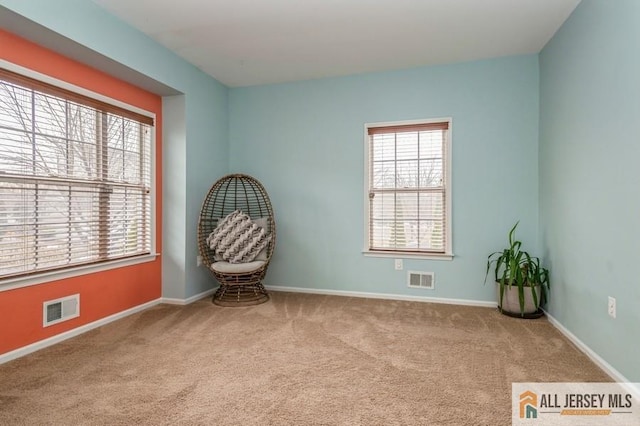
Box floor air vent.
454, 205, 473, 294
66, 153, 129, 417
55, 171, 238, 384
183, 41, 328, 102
43, 294, 80, 327
408, 271, 435, 289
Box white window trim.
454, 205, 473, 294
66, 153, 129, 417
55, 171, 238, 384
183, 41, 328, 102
362, 250, 453, 261
0, 59, 159, 292
362, 117, 453, 260
0, 254, 159, 293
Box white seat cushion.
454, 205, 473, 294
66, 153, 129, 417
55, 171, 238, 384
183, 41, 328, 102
211, 260, 266, 274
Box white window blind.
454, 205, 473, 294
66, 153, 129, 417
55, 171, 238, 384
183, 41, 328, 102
366, 120, 451, 255
0, 68, 153, 279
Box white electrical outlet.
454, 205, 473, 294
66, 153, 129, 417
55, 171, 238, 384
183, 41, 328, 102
394, 259, 403, 270
196, 255, 202, 267
608, 296, 616, 319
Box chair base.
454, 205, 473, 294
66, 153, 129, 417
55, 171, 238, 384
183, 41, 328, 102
212, 282, 270, 306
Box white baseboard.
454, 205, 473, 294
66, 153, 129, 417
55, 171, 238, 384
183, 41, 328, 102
0, 298, 161, 365
265, 285, 497, 308
544, 311, 640, 398
161, 288, 217, 305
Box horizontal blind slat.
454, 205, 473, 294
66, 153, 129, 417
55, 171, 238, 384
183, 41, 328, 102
368, 121, 448, 252
0, 70, 154, 126
0, 69, 152, 279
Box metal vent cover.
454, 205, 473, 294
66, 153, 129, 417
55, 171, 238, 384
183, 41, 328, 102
43, 294, 80, 327
407, 271, 435, 289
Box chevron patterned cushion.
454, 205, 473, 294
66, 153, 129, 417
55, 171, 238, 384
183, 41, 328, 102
206, 210, 271, 264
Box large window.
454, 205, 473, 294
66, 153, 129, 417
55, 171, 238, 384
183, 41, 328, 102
365, 119, 452, 258
0, 67, 154, 280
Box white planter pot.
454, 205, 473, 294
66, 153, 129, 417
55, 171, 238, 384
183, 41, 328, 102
496, 282, 541, 315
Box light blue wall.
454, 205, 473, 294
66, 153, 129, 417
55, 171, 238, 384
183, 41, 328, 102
162, 95, 186, 299
0, 0, 229, 300
229, 55, 540, 301
185, 83, 229, 297
539, 0, 640, 381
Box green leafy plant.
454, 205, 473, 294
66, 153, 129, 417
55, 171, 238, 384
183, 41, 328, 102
484, 222, 550, 316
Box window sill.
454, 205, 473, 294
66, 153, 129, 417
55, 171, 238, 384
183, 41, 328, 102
0, 253, 161, 293
363, 250, 454, 261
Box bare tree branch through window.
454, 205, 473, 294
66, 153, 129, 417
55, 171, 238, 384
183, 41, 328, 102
0, 74, 152, 279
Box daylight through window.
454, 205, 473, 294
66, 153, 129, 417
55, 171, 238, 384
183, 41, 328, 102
366, 119, 451, 256
0, 68, 153, 279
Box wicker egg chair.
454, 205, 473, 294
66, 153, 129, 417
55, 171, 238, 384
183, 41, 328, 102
197, 174, 276, 306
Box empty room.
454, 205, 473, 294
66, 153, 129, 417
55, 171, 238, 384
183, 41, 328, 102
0, 0, 638, 424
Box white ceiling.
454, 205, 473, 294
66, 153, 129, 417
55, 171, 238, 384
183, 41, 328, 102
92, 0, 580, 88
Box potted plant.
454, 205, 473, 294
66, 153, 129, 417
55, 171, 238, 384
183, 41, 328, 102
485, 222, 550, 318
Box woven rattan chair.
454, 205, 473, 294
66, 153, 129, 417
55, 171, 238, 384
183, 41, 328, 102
197, 174, 275, 306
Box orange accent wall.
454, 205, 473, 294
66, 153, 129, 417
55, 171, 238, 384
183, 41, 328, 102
0, 30, 163, 356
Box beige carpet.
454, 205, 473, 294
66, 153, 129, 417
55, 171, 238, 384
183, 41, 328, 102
0, 291, 610, 425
